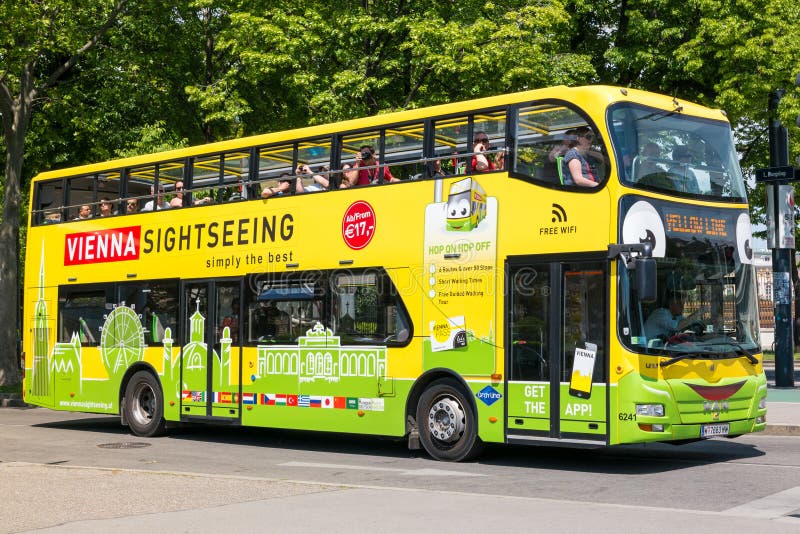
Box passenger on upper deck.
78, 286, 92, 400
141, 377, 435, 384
74, 204, 92, 220
170, 181, 212, 207
43, 211, 62, 224
561, 126, 600, 187
99, 198, 114, 217
341, 145, 399, 188
472, 131, 497, 172
261, 173, 300, 198
432, 159, 447, 177
540, 129, 575, 181
142, 185, 170, 211
297, 164, 329, 192
126, 198, 139, 213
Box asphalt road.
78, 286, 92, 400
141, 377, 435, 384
2, 407, 800, 533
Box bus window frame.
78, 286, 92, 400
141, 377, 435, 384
57, 284, 115, 346
507, 99, 609, 192
605, 101, 747, 203
35, 178, 67, 225
242, 268, 413, 348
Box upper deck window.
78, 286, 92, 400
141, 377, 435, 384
512, 103, 608, 189
608, 103, 747, 201
433, 111, 505, 176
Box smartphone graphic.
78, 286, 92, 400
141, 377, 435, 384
569, 342, 597, 399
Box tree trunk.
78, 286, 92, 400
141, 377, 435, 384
0, 95, 28, 387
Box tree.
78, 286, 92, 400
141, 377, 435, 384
0, 1, 129, 386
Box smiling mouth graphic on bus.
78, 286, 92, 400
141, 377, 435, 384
685, 381, 745, 401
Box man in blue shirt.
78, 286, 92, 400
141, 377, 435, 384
644, 295, 704, 340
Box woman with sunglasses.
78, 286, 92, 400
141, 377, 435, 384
562, 126, 600, 187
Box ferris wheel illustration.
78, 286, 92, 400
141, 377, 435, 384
100, 305, 145, 376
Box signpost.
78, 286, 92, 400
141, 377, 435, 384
755, 166, 797, 183
758, 89, 796, 388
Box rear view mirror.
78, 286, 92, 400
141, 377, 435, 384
635, 258, 657, 303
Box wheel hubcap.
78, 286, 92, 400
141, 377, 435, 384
428, 396, 465, 443
132, 383, 155, 424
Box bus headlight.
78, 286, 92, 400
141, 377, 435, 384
636, 404, 665, 417
758, 397, 766, 410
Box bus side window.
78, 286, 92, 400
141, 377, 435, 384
36, 179, 65, 225
57, 287, 109, 345
383, 123, 424, 181
97, 171, 122, 216
514, 104, 596, 186
258, 144, 295, 196
330, 270, 410, 346
66, 175, 97, 220
434, 117, 469, 177
473, 110, 506, 172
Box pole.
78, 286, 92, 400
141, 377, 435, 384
768, 90, 795, 387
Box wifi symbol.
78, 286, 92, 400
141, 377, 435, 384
551, 203, 567, 223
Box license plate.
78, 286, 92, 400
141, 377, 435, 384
701, 423, 729, 437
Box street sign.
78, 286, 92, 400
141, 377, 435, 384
755, 166, 797, 183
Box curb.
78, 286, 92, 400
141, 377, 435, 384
761, 424, 800, 436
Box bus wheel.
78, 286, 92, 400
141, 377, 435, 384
416, 378, 482, 461
124, 371, 166, 437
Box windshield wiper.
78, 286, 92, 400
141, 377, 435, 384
660, 351, 708, 368
660, 346, 758, 368
721, 339, 759, 365
636, 99, 684, 122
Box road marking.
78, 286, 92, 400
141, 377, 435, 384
279, 461, 486, 477
723, 486, 800, 519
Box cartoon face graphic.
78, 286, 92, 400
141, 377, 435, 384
621, 200, 666, 257
444, 178, 487, 232
736, 213, 753, 264
447, 194, 471, 220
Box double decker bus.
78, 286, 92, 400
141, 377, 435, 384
22, 85, 765, 461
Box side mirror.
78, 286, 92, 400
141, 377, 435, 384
635, 257, 657, 303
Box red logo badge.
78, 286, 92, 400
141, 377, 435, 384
64, 226, 141, 265
342, 201, 376, 250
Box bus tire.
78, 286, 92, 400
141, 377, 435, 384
123, 370, 166, 437
416, 378, 483, 461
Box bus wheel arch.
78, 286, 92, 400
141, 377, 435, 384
407, 370, 483, 461
119, 364, 166, 437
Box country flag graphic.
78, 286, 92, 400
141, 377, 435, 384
262, 393, 276, 405
298, 395, 310, 407
242, 393, 257, 405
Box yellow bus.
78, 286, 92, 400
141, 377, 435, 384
22, 85, 765, 461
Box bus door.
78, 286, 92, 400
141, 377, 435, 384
180, 280, 242, 421
506, 256, 607, 446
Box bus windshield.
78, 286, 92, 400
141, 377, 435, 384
620, 241, 760, 357
608, 103, 747, 201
